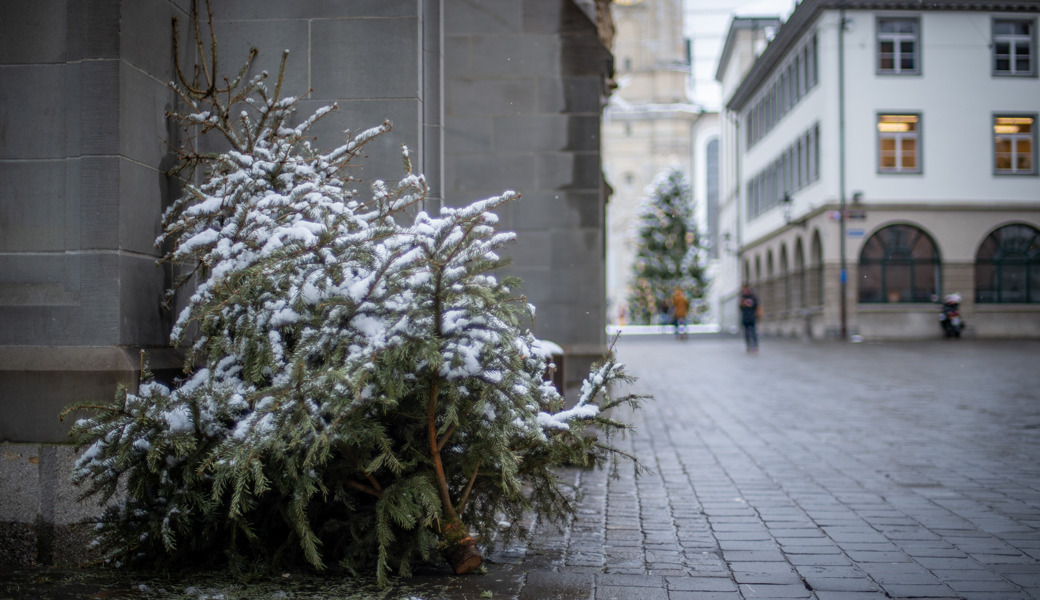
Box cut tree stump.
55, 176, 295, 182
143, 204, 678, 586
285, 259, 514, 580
439, 518, 482, 574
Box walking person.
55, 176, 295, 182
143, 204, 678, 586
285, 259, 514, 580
739, 284, 759, 353
670, 287, 690, 340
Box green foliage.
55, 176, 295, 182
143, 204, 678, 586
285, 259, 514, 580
626, 167, 708, 324
64, 12, 646, 587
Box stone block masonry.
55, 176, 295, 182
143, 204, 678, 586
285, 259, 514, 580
1, 0, 616, 563
0, 444, 98, 566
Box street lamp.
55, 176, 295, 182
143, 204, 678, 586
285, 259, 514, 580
782, 193, 806, 228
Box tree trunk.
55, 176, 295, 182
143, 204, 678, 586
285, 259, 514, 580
439, 517, 482, 575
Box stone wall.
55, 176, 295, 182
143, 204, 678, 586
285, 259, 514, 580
0, 1, 189, 444
0, 444, 100, 566
444, 0, 612, 392
1, 0, 614, 564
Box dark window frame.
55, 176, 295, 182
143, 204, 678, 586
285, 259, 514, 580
876, 16, 921, 76
793, 238, 806, 309
812, 124, 820, 181
992, 17, 1036, 77
975, 224, 1040, 303
858, 224, 941, 304
810, 33, 818, 86
811, 232, 824, 307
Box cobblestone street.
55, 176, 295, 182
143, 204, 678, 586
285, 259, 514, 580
481, 336, 1040, 600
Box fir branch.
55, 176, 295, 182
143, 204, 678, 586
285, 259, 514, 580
456, 462, 480, 517
426, 380, 459, 522
346, 479, 383, 498
436, 422, 456, 451
341, 444, 383, 494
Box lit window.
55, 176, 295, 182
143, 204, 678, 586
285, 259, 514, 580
878, 114, 921, 173
993, 19, 1035, 76
878, 18, 919, 75
994, 115, 1036, 174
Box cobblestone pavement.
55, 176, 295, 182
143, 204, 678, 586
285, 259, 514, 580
471, 336, 1040, 600
3, 336, 1039, 600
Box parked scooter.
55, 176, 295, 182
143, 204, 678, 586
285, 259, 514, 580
938, 293, 965, 338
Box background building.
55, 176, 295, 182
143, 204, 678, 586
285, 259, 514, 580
604, 0, 719, 324
0, 0, 615, 564
716, 0, 1040, 340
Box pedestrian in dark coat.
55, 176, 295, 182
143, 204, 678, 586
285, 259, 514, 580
739, 284, 759, 353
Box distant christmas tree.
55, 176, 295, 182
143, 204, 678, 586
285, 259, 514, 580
62, 2, 645, 586
626, 167, 707, 325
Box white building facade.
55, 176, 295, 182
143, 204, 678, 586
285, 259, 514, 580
716, 0, 1040, 340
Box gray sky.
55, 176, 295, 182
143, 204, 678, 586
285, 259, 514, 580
685, 0, 796, 110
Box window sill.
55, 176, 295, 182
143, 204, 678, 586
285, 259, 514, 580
975, 303, 1040, 312
857, 303, 935, 311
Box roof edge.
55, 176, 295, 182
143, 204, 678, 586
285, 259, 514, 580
714, 16, 784, 84
724, 0, 1040, 112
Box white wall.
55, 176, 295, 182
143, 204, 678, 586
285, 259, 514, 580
841, 10, 1040, 206
718, 6, 1040, 339
735, 7, 1040, 275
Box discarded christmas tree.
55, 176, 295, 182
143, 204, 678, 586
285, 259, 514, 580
64, 2, 644, 585
626, 167, 708, 324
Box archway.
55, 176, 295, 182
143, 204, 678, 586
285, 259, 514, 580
975, 223, 1040, 303
859, 224, 941, 303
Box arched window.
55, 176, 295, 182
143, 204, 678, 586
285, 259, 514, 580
859, 224, 940, 303
779, 244, 791, 311
976, 224, 1040, 303
766, 250, 775, 316
793, 238, 806, 309
810, 231, 823, 307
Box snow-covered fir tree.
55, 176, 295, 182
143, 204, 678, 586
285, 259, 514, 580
626, 167, 708, 325
64, 4, 645, 586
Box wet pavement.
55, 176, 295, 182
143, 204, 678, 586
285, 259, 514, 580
3, 335, 1040, 599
